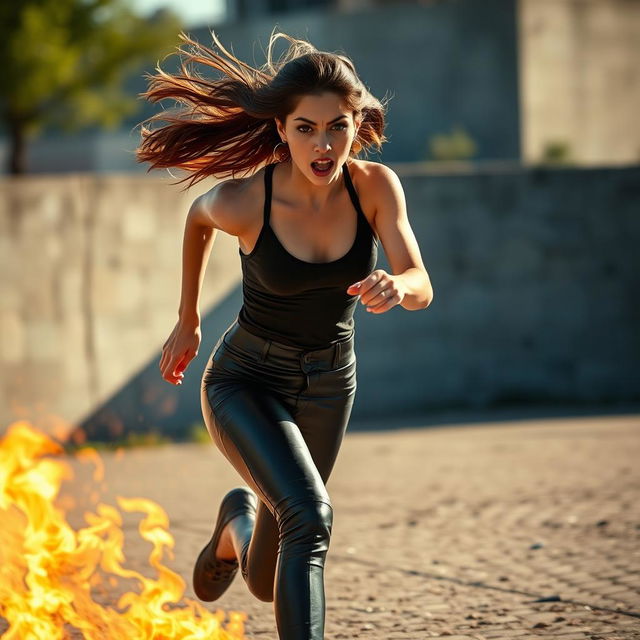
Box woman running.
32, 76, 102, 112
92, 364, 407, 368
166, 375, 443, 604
137, 29, 433, 640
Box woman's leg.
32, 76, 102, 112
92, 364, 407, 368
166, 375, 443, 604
234, 379, 357, 602
201, 381, 336, 640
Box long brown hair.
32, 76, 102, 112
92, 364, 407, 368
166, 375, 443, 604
135, 28, 389, 191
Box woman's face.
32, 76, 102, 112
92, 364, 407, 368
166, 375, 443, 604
276, 91, 360, 183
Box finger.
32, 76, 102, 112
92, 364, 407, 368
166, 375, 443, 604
367, 292, 400, 313
160, 353, 175, 377
163, 369, 183, 385
160, 339, 175, 371
366, 287, 388, 307
161, 354, 183, 384
173, 361, 186, 376
346, 281, 363, 294
172, 351, 191, 377
360, 271, 389, 301
161, 367, 182, 385
360, 280, 387, 306
348, 270, 378, 294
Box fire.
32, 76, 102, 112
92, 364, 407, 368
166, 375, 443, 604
0, 421, 247, 639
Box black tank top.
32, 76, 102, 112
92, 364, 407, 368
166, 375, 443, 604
236, 161, 379, 349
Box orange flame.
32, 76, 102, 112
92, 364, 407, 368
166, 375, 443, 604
0, 420, 247, 639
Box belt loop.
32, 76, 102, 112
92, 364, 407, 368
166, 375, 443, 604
261, 339, 272, 362
332, 340, 341, 368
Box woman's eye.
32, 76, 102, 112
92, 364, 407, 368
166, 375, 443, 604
296, 124, 348, 133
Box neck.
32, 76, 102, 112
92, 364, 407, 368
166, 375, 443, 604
277, 159, 345, 212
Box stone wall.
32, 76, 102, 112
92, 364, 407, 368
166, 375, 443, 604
1, 164, 638, 440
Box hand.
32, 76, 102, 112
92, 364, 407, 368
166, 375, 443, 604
346, 269, 406, 314
159, 318, 202, 385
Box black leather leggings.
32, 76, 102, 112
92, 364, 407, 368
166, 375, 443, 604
200, 318, 357, 640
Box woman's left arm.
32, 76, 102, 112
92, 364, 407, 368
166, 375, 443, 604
346, 164, 434, 313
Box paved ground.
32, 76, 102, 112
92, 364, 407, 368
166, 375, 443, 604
38, 410, 640, 637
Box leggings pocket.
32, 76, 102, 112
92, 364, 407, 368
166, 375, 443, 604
328, 353, 357, 374
220, 332, 262, 366
206, 323, 258, 373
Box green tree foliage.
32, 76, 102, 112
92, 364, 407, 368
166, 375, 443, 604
0, 0, 182, 174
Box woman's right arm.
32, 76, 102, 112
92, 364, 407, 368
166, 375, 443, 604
159, 184, 232, 385
178, 190, 220, 326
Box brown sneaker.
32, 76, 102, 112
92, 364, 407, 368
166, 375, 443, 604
192, 486, 258, 601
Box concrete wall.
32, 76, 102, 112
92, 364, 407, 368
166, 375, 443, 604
1, 164, 638, 440
0, 172, 237, 439
519, 0, 640, 164
364, 161, 639, 416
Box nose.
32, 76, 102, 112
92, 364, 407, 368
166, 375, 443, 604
314, 132, 331, 152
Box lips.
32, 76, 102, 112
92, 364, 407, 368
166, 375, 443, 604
310, 159, 334, 175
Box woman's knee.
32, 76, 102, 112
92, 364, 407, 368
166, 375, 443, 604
246, 499, 333, 603
277, 498, 334, 548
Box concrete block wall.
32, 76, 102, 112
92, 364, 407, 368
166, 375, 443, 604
356, 162, 640, 420
1, 164, 638, 440
83, 162, 638, 439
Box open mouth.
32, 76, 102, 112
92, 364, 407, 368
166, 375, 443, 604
310, 159, 334, 176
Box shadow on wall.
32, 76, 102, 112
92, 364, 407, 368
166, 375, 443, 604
69, 164, 640, 444
73, 287, 245, 445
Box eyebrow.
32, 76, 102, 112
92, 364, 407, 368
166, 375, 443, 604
293, 115, 349, 125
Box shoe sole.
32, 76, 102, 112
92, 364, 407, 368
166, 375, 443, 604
192, 487, 258, 601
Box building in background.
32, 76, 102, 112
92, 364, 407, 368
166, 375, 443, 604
224, 0, 335, 21
518, 0, 640, 166
1, 0, 638, 174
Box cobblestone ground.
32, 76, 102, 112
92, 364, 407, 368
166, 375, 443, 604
7, 410, 640, 639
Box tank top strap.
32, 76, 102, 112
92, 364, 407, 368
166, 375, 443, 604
263, 162, 276, 224
342, 161, 366, 219
265, 160, 368, 229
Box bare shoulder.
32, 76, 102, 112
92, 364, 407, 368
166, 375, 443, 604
346, 159, 403, 222
190, 168, 265, 236
348, 159, 400, 189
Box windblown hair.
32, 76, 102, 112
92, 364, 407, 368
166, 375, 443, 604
135, 28, 389, 191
